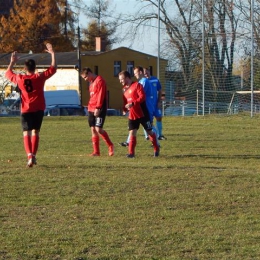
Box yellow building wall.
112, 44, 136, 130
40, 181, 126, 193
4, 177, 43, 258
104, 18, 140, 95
80, 47, 167, 110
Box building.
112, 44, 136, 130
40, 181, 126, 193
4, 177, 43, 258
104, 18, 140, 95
0, 40, 168, 110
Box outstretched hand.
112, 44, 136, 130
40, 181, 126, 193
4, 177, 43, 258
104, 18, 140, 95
45, 43, 54, 54
11, 51, 18, 63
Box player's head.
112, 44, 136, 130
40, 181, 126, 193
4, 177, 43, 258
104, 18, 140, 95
24, 59, 36, 73
134, 66, 144, 80
81, 67, 93, 82
143, 68, 151, 78
118, 70, 131, 86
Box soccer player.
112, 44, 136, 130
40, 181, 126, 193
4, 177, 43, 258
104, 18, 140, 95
118, 70, 160, 158
5, 43, 57, 167
144, 67, 167, 140
81, 67, 114, 156
119, 66, 159, 147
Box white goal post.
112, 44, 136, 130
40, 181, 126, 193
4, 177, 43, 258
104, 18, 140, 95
227, 90, 260, 114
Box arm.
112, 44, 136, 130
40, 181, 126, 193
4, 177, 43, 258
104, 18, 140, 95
7, 51, 18, 71
45, 43, 56, 68
157, 79, 162, 108
157, 89, 162, 108
94, 77, 106, 116
125, 83, 145, 110
5, 52, 18, 84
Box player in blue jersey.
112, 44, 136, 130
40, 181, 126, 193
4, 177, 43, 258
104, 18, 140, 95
144, 67, 167, 140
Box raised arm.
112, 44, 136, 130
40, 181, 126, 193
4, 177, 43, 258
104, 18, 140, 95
7, 51, 18, 71
45, 43, 56, 68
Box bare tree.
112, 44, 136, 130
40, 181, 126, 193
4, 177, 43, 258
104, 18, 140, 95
125, 0, 202, 90
80, 0, 120, 51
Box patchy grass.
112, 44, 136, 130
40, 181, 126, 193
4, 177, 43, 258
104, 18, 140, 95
0, 115, 260, 259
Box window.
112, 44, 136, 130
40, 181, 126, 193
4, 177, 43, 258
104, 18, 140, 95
114, 61, 121, 77
127, 61, 134, 77
149, 66, 153, 76
94, 66, 98, 75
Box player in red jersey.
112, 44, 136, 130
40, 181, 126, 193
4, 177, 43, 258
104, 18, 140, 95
118, 70, 160, 158
5, 43, 56, 167
81, 67, 114, 156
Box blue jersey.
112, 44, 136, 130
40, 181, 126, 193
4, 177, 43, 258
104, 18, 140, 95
148, 76, 162, 107
139, 77, 154, 116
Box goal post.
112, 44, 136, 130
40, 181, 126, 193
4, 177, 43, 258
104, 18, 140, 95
228, 90, 260, 114
196, 89, 260, 115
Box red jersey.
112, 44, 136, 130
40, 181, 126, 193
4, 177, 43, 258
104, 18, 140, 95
123, 82, 146, 120
5, 66, 56, 113
88, 75, 107, 112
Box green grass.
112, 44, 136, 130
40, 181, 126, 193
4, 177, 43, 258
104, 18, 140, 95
1, 115, 260, 260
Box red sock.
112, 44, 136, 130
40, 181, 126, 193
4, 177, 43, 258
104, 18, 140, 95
149, 132, 159, 151
100, 130, 113, 147
92, 136, 100, 154
31, 135, 39, 156
23, 135, 32, 158
129, 136, 136, 155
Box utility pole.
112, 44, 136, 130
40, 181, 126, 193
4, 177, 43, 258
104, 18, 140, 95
77, 25, 82, 105
64, 0, 68, 39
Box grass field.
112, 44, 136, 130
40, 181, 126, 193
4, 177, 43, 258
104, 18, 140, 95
1, 115, 260, 260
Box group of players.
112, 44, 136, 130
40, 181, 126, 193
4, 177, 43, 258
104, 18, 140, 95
5, 43, 167, 167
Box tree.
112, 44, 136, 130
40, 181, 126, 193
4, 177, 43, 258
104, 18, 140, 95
126, 0, 238, 96
0, 0, 75, 52
203, 0, 238, 93
80, 0, 119, 51
124, 0, 202, 91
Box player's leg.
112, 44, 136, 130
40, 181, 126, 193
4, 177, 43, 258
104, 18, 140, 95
142, 118, 160, 157
21, 113, 33, 167
155, 109, 167, 140
118, 131, 129, 147
95, 112, 114, 156
31, 110, 44, 165
127, 119, 138, 158
88, 112, 100, 156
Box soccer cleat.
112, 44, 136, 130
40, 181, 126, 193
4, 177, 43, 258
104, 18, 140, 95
145, 137, 149, 140
118, 142, 129, 147
89, 152, 100, 156
126, 154, 135, 158
109, 144, 114, 156
32, 157, 37, 165
158, 135, 167, 140
154, 149, 160, 157
27, 158, 33, 167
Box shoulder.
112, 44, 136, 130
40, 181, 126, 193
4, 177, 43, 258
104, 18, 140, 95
95, 75, 106, 84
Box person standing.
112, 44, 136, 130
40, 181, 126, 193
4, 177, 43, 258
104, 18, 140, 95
118, 70, 160, 158
144, 67, 167, 140
119, 66, 159, 147
81, 67, 114, 156
5, 43, 57, 167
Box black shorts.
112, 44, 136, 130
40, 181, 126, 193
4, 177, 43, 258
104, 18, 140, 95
21, 110, 44, 131
128, 117, 153, 131
88, 110, 106, 128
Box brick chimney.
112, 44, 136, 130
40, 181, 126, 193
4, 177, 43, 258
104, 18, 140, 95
95, 37, 106, 52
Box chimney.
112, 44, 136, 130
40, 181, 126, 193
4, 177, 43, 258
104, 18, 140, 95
95, 37, 106, 52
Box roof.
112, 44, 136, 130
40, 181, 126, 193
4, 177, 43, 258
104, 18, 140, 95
0, 46, 167, 68
0, 51, 93, 68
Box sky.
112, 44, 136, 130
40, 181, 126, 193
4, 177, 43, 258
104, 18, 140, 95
77, 0, 161, 56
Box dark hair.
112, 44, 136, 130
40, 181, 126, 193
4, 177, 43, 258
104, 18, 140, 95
81, 67, 92, 76
118, 70, 131, 78
24, 59, 36, 72
134, 66, 143, 73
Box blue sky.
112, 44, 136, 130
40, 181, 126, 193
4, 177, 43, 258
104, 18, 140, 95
78, 0, 160, 56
